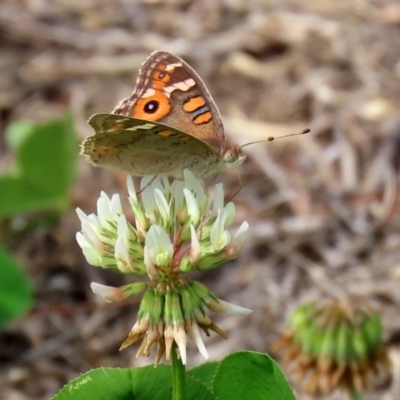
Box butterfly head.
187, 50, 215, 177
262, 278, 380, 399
222, 146, 246, 170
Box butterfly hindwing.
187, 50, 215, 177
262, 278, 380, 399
82, 114, 221, 177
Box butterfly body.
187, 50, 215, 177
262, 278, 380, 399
82, 51, 245, 178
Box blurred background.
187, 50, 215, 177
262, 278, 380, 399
1, 0, 400, 399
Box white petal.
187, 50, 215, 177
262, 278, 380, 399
91, 282, 121, 302
192, 182, 207, 214
182, 169, 207, 211
76, 232, 103, 266
115, 236, 134, 273
97, 192, 112, 226
76, 207, 88, 223
141, 185, 157, 222
117, 214, 129, 239
206, 298, 252, 315
212, 183, 224, 214
210, 209, 231, 251
189, 225, 201, 263
91, 282, 146, 302
81, 221, 102, 249
173, 181, 185, 219
164, 324, 174, 360
76, 208, 101, 231
160, 174, 171, 199
224, 202, 236, 225
140, 175, 155, 191
183, 188, 200, 226
154, 188, 170, 225
149, 176, 165, 193
76, 232, 88, 248
232, 221, 249, 248
173, 325, 187, 365
186, 320, 209, 360
127, 175, 138, 203
88, 213, 101, 227
183, 169, 196, 189
110, 194, 122, 216
145, 225, 173, 267
143, 246, 158, 278
126, 183, 148, 234
143, 246, 160, 279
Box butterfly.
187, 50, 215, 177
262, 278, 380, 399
81, 50, 246, 179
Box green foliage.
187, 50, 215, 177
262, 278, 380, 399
0, 113, 78, 325
51, 352, 295, 400
0, 247, 33, 326
213, 352, 294, 399
188, 361, 219, 392
0, 113, 78, 219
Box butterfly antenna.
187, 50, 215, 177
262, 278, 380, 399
239, 128, 310, 149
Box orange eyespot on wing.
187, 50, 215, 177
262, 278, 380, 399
132, 92, 172, 121
152, 65, 171, 87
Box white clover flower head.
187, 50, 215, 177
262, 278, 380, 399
76, 170, 250, 365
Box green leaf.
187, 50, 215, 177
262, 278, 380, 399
0, 176, 67, 218
52, 353, 293, 400
213, 352, 295, 400
0, 113, 78, 219
52, 365, 214, 400
0, 247, 32, 326
188, 361, 219, 391
5, 121, 35, 152
186, 373, 214, 400
52, 367, 172, 400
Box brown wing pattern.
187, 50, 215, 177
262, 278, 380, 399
112, 51, 227, 153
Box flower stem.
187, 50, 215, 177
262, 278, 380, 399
172, 343, 186, 400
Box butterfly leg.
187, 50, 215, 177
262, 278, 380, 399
205, 174, 218, 190
225, 168, 243, 204
136, 175, 157, 195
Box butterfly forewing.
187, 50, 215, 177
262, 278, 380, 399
112, 51, 226, 153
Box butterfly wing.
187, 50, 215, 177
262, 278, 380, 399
82, 113, 222, 178
112, 51, 227, 154
81, 51, 242, 177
